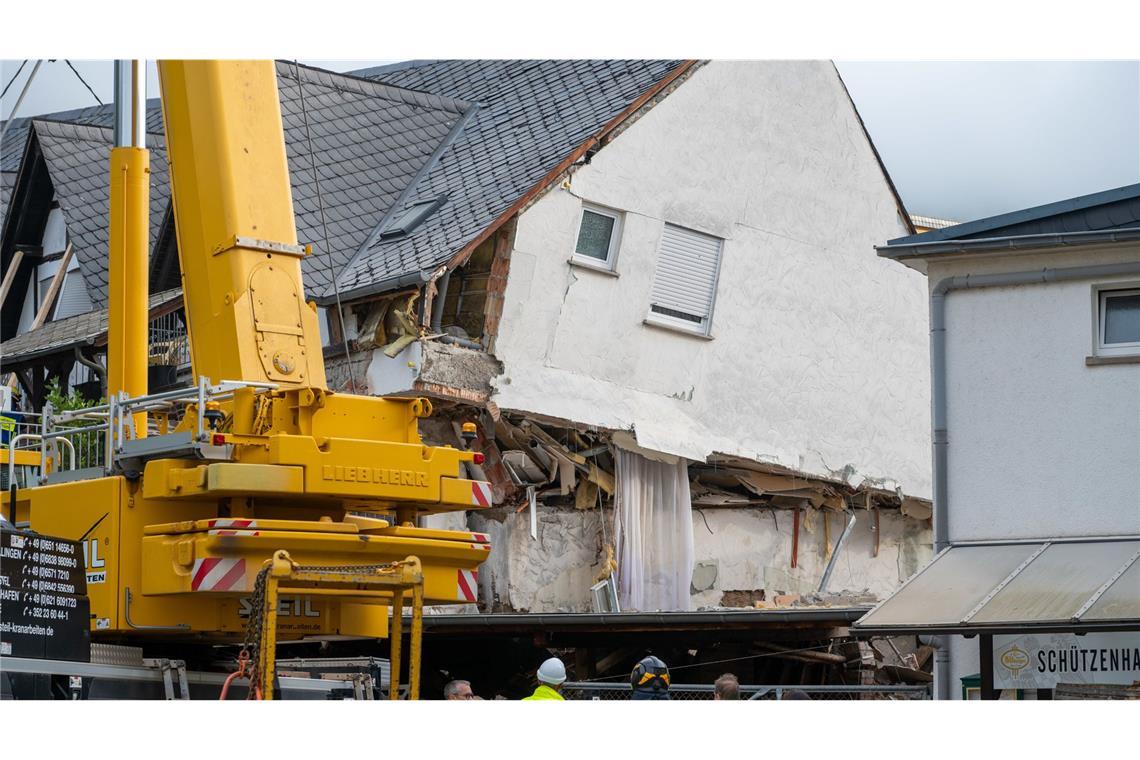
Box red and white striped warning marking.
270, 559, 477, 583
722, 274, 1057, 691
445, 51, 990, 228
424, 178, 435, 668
208, 529, 261, 537
457, 568, 478, 602
470, 543, 491, 551
470, 482, 492, 507
207, 519, 258, 529
191, 557, 248, 592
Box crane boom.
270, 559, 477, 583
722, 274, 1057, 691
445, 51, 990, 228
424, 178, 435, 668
2, 61, 493, 694
158, 60, 326, 389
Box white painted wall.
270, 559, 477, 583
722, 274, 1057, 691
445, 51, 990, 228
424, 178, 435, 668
492, 61, 932, 499
930, 246, 1140, 542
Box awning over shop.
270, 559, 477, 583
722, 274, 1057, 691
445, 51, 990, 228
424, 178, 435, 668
853, 536, 1140, 636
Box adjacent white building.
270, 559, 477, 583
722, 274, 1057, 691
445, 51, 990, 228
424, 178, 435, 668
865, 183, 1140, 698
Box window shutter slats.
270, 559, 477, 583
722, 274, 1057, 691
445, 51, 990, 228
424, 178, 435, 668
53, 272, 94, 321
648, 224, 723, 326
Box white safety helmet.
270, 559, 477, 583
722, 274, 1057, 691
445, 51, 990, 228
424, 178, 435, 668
537, 657, 567, 685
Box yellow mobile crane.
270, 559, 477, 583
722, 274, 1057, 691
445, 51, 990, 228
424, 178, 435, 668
0, 61, 492, 698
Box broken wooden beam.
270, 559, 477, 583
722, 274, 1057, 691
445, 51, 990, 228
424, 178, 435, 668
755, 642, 848, 665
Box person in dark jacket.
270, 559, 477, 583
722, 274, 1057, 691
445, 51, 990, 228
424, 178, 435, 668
630, 655, 671, 700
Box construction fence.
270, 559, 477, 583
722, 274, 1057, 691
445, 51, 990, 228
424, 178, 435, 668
561, 682, 931, 700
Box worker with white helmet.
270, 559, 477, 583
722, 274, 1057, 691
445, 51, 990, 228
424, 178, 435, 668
522, 656, 567, 700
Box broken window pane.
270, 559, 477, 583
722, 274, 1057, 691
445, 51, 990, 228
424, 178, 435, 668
1103, 292, 1140, 344
576, 209, 615, 261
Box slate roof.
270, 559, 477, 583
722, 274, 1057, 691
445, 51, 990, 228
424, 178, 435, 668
3, 60, 688, 324
881, 182, 1140, 259
271, 61, 473, 294
33, 120, 170, 308
333, 59, 687, 299
1, 102, 164, 173
0, 171, 13, 224
0, 288, 182, 368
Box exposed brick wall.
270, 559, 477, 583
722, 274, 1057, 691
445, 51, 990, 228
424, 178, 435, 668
482, 218, 517, 354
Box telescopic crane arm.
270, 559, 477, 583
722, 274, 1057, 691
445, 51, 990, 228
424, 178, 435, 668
157, 60, 327, 389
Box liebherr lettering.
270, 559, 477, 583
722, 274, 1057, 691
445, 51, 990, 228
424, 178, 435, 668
321, 465, 427, 487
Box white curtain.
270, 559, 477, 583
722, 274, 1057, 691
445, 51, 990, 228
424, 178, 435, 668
613, 448, 694, 611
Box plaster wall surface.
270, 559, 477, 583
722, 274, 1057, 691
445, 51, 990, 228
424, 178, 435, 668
689, 507, 931, 607
469, 505, 931, 613
492, 60, 932, 499
929, 246, 1140, 541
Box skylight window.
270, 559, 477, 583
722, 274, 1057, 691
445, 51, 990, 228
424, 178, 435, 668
379, 197, 447, 241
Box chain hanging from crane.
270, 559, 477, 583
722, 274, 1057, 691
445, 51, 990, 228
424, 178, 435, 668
229, 550, 426, 700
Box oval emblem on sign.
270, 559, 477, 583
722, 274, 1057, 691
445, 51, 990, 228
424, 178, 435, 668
1000, 646, 1030, 674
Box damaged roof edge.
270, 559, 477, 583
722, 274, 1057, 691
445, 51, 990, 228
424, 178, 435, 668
440, 61, 700, 277
489, 404, 930, 508
318, 268, 434, 308
321, 61, 697, 307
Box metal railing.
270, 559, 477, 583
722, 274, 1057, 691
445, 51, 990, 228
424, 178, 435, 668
1, 411, 44, 449
561, 682, 931, 701
148, 309, 191, 369
16, 377, 279, 486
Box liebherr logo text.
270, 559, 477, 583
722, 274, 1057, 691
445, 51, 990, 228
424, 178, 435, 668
321, 465, 427, 487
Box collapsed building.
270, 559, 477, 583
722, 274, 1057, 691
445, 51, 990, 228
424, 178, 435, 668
1, 60, 935, 693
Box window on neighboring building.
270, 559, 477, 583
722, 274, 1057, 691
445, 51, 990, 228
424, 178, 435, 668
645, 223, 723, 336
573, 204, 622, 270
1097, 287, 1140, 355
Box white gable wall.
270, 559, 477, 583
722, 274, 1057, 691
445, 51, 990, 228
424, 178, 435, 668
492, 60, 933, 498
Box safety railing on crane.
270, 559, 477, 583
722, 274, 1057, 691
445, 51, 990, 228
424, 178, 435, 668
14, 376, 279, 486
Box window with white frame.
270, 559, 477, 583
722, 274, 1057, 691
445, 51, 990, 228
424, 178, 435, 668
646, 223, 723, 336
1096, 287, 1140, 356
572, 204, 623, 270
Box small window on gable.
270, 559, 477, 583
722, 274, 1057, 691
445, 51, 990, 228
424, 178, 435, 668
646, 223, 723, 336
1097, 287, 1140, 355
573, 204, 622, 270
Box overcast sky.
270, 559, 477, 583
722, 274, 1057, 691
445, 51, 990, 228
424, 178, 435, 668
3, 59, 1138, 223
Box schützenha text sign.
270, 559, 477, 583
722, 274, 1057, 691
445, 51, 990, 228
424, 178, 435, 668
994, 632, 1140, 690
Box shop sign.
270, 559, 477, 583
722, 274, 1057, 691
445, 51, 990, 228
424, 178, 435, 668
994, 632, 1140, 689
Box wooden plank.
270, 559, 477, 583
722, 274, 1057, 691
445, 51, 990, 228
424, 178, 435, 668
595, 646, 637, 675
0, 248, 25, 308
755, 642, 847, 665
29, 242, 73, 331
